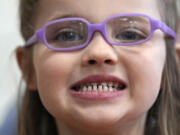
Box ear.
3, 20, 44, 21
16, 46, 37, 90
175, 42, 180, 67
176, 22, 180, 66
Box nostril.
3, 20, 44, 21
88, 60, 97, 65
105, 59, 112, 64
88, 59, 113, 65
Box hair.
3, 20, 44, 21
177, 0, 180, 18
177, 0, 180, 41
17, 0, 180, 135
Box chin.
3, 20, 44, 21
72, 110, 123, 129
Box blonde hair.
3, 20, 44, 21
17, 0, 180, 135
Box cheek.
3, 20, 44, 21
120, 41, 166, 115
35, 56, 72, 91
33, 50, 79, 116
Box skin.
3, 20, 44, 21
176, 21, 180, 66
16, 0, 172, 135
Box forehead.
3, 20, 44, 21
35, 0, 160, 28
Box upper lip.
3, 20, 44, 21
70, 74, 127, 88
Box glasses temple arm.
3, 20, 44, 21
25, 32, 38, 47
157, 21, 177, 41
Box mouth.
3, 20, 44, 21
70, 74, 127, 92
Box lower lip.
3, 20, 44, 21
70, 90, 126, 100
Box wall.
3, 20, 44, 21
0, 0, 23, 126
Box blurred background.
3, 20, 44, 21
0, 0, 23, 127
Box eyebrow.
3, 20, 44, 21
49, 13, 85, 21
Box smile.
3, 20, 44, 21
70, 74, 127, 100
71, 82, 126, 92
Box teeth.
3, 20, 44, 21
103, 85, 108, 92
75, 82, 125, 92
82, 86, 87, 92
98, 85, 103, 91
88, 85, 92, 91
108, 82, 113, 87
109, 86, 113, 92
92, 83, 98, 91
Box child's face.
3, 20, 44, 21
31, 0, 165, 134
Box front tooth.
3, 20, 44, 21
103, 85, 108, 91
109, 86, 113, 92
98, 85, 103, 91
88, 85, 92, 91
92, 83, 97, 91
82, 86, 88, 92
108, 82, 113, 87
101, 83, 108, 91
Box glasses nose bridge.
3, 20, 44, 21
90, 23, 106, 37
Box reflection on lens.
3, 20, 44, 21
46, 20, 88, 48
106, 16, 151, 44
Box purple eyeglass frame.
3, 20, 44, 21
25, 13, 177, 51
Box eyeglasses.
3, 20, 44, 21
25, 13, 177, 51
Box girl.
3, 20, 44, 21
16, 0, 180, 135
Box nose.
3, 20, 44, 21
81, 32, 118, 67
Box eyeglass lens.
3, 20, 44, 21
45, 16, 151, 49
106, 16, 151, 43
46, 20, 89, 48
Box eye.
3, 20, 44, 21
115, 29, 147, 42
54, 30, 83, 42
